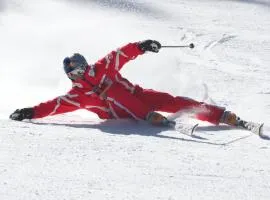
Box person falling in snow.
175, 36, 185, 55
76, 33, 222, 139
9, 39, 244, 128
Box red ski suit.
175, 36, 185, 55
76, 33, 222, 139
33, 42, 225, 124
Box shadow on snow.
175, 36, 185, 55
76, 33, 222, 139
28, 119, 255, 145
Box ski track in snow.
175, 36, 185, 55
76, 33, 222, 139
1, 0, 270, 199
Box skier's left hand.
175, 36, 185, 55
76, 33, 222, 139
9, 108, 34, 121
138, 40, 161, 53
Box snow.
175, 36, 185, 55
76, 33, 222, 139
1, 0, 270, 199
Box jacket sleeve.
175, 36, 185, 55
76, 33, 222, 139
96, 42, 144, 74
114, 72, 136, 93
32, 90, 80, 119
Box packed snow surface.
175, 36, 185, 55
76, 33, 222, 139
0, 0, 270, 199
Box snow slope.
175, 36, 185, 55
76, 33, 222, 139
0, 0, 270, 199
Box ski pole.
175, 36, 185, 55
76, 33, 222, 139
161, 43, 195, 49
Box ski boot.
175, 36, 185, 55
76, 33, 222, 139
220, 111, 263, 134
146, 111, 175, 127
220, 111, 240, 126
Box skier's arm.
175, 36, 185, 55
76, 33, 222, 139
9, 91, 80, 121
96, 42, 143, 73
96, 40, 161, 72
32, 94, 79, 119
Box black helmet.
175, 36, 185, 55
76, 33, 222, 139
63, 53, 88, 74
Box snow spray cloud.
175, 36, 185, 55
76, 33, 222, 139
0, 2, 5, 12
68, 0, 166, 18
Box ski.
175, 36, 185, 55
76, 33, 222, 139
239, 121, 265, 138
171, 120, 266, 139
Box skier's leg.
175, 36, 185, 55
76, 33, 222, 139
134, 88, 195, 112
195, 105, 225, 125
135, 88, 250, 127
135, 88, 225, 125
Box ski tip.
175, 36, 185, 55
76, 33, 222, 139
191, 123, 199, 135
258, 123, 264, 135
258, 123, 270, 140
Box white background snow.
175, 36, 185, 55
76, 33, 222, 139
0, 0, 270, 199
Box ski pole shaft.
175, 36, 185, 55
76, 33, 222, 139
162, 45, 190, 48
161, 43, 195, 49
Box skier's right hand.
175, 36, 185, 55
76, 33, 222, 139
138, 40, 161, 53
9, 108, 34, 121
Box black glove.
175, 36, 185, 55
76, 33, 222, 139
9, 108, 34, 121
138, 40, 161, 53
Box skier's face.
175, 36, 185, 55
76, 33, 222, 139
63, 57, 76, 72
69, 61, 76, 68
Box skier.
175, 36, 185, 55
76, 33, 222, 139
9, 40, 242, 128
